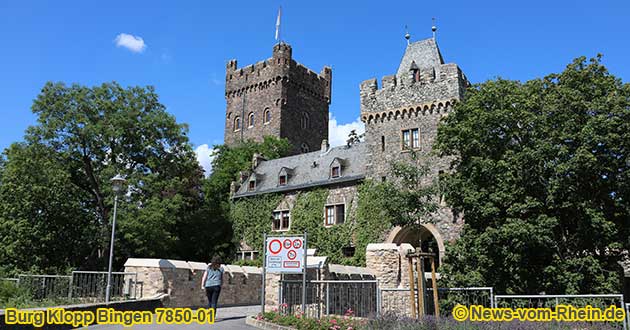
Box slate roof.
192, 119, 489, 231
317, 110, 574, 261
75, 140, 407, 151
396, 38, 444, 79
233, 142, 367, 198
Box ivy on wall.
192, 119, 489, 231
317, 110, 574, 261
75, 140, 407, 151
289, 189, 355, 265
230, 193, 283, 257
230, 182, 402, 267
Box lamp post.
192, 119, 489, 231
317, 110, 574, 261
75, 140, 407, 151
106, 174, 126, 303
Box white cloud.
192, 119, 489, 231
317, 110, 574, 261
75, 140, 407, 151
328, 114, 365, 147
114, 33, 147, 53
195, 144, 216, 176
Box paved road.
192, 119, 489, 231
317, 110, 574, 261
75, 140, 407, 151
88, 305, 259, 330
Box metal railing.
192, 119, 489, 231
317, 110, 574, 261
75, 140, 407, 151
0, 278, 19, 284
70, 271, 139, 301
626, 303, 629, 330
280, 280, 378, 318
495, 294, 627, 330
9, 272, 139, 303
379, 286, 494, 316
17, 274, 72, 300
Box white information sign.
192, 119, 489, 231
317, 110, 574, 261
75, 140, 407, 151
265, 236, 305, 273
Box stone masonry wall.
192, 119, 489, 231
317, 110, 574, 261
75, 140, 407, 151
124, 258, 261, 308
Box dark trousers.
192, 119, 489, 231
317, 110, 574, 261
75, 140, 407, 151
205, 285, 221, 310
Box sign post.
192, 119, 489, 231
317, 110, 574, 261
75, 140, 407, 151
302, 231, 307, 314
261, 232, 267, 314
262, 232, 307, 315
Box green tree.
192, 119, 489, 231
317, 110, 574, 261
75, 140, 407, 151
205, 136, 292, 261
0, 81, 213, 272
436, 56, 630, 294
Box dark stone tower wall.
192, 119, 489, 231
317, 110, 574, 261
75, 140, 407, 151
224, 43, 331, 154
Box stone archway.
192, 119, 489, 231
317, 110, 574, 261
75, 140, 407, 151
386, 224, 445, 268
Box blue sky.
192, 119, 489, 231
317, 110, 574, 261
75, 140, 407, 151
1, 0, 628, 172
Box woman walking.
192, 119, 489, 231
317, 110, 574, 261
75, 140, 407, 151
201, 256, 224, 315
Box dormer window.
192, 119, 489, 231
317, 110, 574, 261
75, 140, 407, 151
277, 167, 292, 187
331, 166, 340, 178
330, 158, 343, 178
248, 179, 256, 191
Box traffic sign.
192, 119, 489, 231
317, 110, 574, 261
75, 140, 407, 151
265, 236, 305, 273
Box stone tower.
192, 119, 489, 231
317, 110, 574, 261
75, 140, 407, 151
224, 43, 332, 154
360, 37, 469, 244
360, 37, 468, 182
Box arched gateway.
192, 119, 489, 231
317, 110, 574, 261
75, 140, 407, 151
386, 224, 445, 268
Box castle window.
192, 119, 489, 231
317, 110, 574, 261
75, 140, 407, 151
234, 116, 241, 131
272, 210, 290, 231
325, 204, 345, 226
381, 136, 385, 151
342, 246, 355, 258
264, 108, 271, 124
402, 128, 420, 149
248, 112, 255, 128
300, 143, 310, 153
300, 112, 309, 129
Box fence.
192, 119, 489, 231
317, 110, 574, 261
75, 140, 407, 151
6, 272, 139, 303
280, 280, 378, 318
379, 287, 494, 316
495, 294, 627, 330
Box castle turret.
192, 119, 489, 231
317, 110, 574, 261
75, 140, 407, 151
360, 37, 469, 181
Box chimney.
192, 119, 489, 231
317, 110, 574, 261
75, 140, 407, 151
252, 153, 266, 169
320, 139, 329, 154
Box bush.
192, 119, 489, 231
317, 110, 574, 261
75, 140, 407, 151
256, 307, 364, 330
0, 280, 32, 308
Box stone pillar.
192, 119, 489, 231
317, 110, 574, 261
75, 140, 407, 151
366, 243, 415, 317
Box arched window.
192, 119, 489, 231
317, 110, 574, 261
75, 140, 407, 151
300, 112, 309, 129
300, 143, 310, 153
263, 108, 271, 124
234, 116, 241, 131
248, 112, 254, 127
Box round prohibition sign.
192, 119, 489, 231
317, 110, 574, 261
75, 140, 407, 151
283, 239, 292, 249
268, 239, 282, 254
293, 239, 303, 249
287, 250, 297, 260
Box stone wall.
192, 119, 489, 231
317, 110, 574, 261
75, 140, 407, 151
124, 258, 261, 308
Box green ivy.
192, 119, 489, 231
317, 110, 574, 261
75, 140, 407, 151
289, 189, 355, 265
230, 182, 405, 267
230, 193, 283, 255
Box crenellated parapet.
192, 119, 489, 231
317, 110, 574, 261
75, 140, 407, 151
359, 62, 468, 120
225, 43, 332, 104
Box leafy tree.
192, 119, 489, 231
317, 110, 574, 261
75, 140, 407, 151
436, 56, 630, 294
0, 81, 212, 272
205, 136, 292, 261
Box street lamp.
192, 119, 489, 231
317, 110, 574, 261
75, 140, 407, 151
106, 174, 126, 303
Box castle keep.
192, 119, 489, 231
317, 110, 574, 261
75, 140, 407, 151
224, 43, 332, 154
229, 37, 467, 265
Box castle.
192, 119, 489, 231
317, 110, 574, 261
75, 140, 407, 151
226, 36, 468, 265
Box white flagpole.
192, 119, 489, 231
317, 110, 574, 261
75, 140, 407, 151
275, 7, 282, 43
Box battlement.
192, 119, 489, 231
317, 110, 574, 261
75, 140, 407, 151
359, 62, 468, 117
225, 43, 331, 103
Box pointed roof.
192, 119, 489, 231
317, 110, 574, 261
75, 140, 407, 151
396, 38, 444, 79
